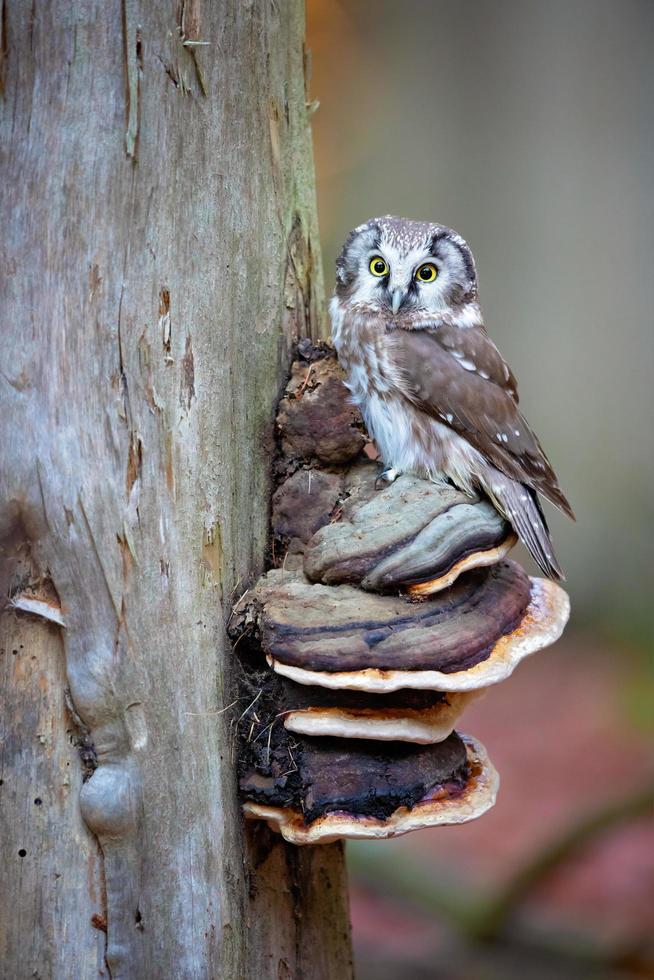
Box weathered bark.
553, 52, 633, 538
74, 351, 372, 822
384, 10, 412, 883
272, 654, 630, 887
0, 2, 352, 978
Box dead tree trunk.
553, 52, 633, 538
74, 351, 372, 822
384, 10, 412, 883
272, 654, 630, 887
0, 2, 353, 977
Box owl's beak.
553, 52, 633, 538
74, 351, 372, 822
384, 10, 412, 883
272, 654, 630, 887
391, 287, 406, 315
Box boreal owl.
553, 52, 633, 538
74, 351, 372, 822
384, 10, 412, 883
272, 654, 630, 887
330, 216, 574, 580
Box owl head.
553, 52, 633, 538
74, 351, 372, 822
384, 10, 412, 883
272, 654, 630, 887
334, 216, 478, 316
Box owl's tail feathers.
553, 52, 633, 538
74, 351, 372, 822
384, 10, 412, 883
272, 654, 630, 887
483, 469, 565, 581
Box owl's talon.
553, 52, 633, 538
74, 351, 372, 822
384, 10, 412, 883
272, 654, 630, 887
375, 467, 399, 490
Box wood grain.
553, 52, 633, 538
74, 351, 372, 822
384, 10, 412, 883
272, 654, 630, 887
0, 2, 352, 977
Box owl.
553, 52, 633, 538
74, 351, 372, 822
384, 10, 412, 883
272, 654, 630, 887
330, 216, 574, 580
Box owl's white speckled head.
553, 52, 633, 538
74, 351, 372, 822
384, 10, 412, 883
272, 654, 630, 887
334, 216, 478, 315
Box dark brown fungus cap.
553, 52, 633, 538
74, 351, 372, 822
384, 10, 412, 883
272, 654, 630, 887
304, 463, 516, 595
230, 564, 569, 693
240, 728, 469, 824
271, 468, 344, 545
241, 733, 498, 845
276, 357, 365, 467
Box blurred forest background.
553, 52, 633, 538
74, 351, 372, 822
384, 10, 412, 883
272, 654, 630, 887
307, 1, 653, 977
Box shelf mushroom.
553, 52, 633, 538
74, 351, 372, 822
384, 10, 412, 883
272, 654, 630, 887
241, 731, 498, 846
232, 564, 568, 694
304, 464, 517, 596
231, 342, 570, 844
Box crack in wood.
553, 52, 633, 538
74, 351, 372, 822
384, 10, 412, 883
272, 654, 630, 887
122, 0, 141, 159
0, 0, 8, 96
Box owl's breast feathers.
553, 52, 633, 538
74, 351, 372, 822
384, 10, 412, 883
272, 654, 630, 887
332, 306, 406, 403
385, 321, 574, 520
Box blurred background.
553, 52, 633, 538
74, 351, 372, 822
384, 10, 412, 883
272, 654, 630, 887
307, 1, 653, 977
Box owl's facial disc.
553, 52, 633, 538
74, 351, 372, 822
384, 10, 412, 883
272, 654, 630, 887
355, 242, 437, 313
334, 218, 477, 313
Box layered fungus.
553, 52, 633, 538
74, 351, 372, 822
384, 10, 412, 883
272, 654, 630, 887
230, 343, 569, 843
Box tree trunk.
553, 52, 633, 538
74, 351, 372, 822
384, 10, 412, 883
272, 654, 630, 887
0, 2, 353, 978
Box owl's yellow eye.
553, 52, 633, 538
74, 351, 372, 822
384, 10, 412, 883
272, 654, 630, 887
416, 263, 438, 283
369, 256, 389, 277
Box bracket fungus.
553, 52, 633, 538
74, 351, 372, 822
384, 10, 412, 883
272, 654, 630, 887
303, 468, 517, 596
231, 343, 569, 844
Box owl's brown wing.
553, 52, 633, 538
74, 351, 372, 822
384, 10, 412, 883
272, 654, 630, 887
434, 320, 520, 400
389, 323, 574, 519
